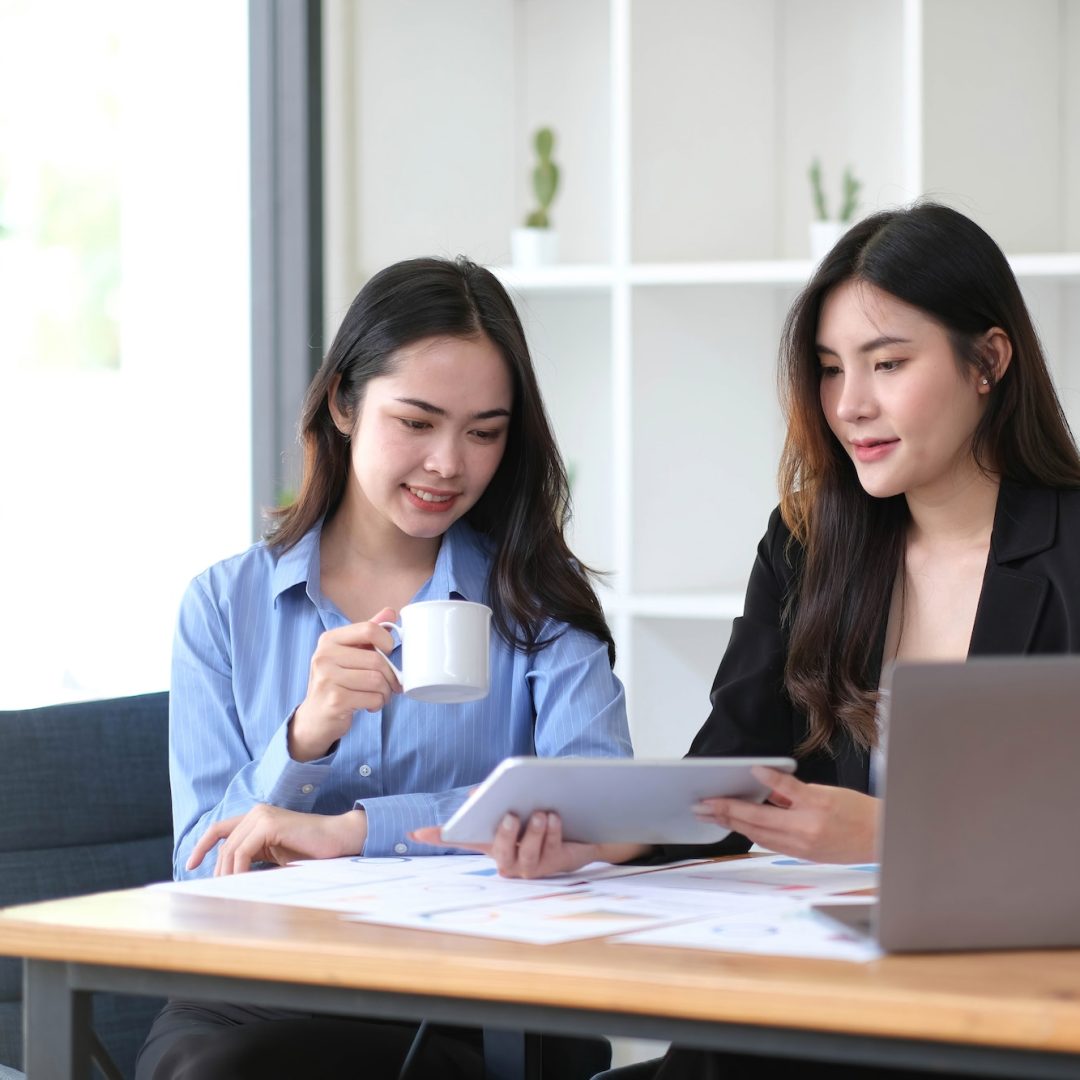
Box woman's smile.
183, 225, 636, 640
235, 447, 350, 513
403, 483, 460, 512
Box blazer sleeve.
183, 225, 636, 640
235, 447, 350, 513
658, 507, 802, 861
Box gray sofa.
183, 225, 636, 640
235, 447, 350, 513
0, 692, 172, 1078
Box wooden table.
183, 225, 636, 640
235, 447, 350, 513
2, 886, 1080, 1079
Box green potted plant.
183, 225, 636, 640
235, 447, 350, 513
808, 158, 861, 262
511, 126, 560, 266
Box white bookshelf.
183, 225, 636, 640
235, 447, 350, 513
324, 0, 1080, 758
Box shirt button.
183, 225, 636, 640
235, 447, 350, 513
394, 842, 408, 855
358, 764, 372, 777
300, 783, 314, 794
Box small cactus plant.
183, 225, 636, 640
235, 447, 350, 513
524, 127, 559, 229
808, 158, 862, 223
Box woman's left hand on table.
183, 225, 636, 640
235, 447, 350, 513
188, 805, 368, 875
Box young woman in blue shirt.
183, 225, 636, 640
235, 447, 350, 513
136, 256, 630, 1080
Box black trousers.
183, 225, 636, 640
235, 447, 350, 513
136, 999, 610, 1080
135, 1000, 482, 1080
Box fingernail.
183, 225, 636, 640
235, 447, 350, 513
547, 812, 558, 828
500, 813, 517, 832
691, 802, 711, 814
530, 812, 545, 828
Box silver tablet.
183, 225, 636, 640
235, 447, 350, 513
440, 756, 797, 845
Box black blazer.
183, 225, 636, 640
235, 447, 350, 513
663, 481, 1080, 861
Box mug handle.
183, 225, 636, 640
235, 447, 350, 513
374, 621, 404, 684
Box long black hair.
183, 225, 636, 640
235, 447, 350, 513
266, 256, 615, 665
778, 203, 1080, 753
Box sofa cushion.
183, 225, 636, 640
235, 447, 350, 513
0, 693, 172, 1076
0, 1002, 19, 1076
0, 693, 172, 851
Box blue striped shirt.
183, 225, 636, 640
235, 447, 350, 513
170, 519, 631, 878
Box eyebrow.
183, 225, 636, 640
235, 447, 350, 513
393, 397, 511, 421
816, 335, 913, 357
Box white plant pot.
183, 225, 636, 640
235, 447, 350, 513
511, 227, 559, 267
809, 219, 847, 263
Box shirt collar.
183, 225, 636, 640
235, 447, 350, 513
426, 520, 492, 603
269, 518, 492, 606
270, 522, 323, 606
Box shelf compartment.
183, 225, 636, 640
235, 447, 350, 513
630, 0, 906, 263
627, 616, 734, 758
630, 284, 791, 595
513, 290, 615, 576
340, 0, 611, 278
922, 0, 1080, 255
621, 591, 746, 620
1021, 280, 1080, 435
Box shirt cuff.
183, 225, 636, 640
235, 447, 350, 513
357, 792, 457, 857
252, 712, 337, 810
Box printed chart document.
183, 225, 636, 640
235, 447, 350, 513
611, 902, 881, 962
606, 856, 882, 962
152, 853, 880, 961
617, 854, 879, 901
151, 854, 636, 916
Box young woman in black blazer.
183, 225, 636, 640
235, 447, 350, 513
418, 203, 1080, 1079
678, 204, 1080, 868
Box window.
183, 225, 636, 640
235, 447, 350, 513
0, 2, 252, 706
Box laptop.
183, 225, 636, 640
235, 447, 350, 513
812, 655, 1080, 952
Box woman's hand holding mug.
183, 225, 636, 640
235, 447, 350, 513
289, 600, 494, 761
289, 607, 401, 761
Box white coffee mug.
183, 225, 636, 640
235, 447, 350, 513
376, 600, 492, 704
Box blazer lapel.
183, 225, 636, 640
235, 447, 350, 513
969, 566, 1048, 655
968, 483, 1055, 656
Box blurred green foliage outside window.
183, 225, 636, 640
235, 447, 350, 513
0, 0, 122, 371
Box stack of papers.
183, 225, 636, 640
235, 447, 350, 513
152, 853, 881, 962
